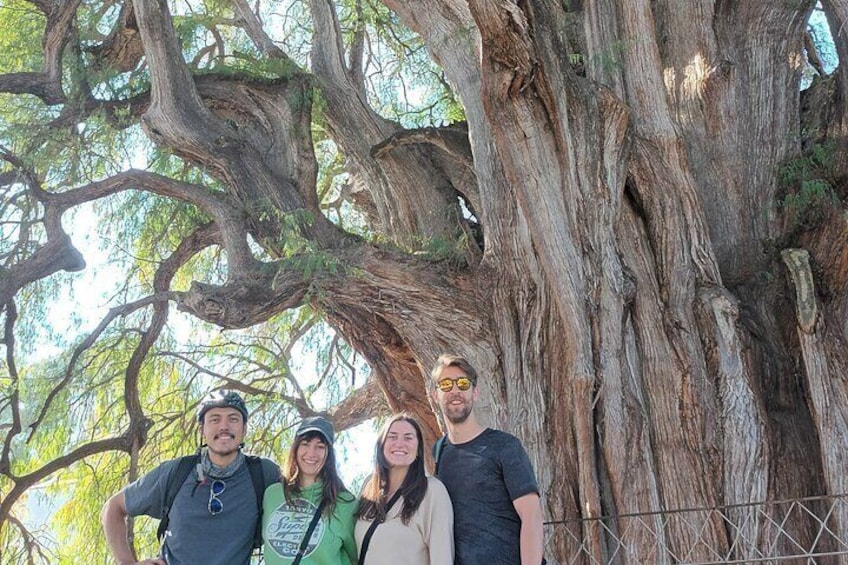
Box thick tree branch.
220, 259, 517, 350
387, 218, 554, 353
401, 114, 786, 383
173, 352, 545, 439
370, 123, 472, 165
0, 150, 82, 304
4, 0, 81, 104
347, 0, 367, 94
0, 73, 64, 105
822, 0, 848, 140
0, 301, 21, 476
310, 0, 480, 249
0, 231, 85, 306
231, 0, 290, 59
132, 0, 345, 249
131, 0, 212, 128
51, 169, 259, 275
176, 269, 304, 329
47, 91, 151, 130
0, 0, 80, 102
467, 0, 536, 98
85, 2, 144, 72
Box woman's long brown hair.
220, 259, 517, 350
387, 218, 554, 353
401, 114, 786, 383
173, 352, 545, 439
355, 413, 428, 525
282, 430, 351, 516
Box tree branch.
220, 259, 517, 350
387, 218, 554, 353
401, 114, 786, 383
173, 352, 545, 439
50, 169, 260, 275
85, 1, 144, 73
131, 0, 213, 128
0, 72, 64, 105
8, 0, 81, 104
0, 301, 21, 476
309, 0, 479, 248
26, 292, 176, 440
0, 434, 140, 532
231, 0, 291, 59
347, 0, 367, 94
467, 0, 536, 98
0, 231, 85, 306
328, 376, 390, 429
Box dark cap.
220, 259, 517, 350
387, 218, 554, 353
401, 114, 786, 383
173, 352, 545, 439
197, 389, 249, 423
295, 416, 335, 445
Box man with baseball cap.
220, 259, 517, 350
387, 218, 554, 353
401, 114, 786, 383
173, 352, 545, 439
102, 389, 280, 564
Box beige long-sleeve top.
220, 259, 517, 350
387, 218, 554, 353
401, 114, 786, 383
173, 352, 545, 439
355, 476, 454, 565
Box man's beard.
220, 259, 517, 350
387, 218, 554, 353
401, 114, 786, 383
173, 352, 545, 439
444, 399, 472, 424
209, 444, 240, 457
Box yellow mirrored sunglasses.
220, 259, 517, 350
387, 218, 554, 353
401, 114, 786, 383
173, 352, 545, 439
436, 377, 473, 392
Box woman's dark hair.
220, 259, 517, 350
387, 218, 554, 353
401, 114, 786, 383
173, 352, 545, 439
282, 430, 349, 516
355, 413, 428, 525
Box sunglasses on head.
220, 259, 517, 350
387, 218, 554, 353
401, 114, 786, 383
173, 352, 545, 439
436, 377, 473, 392
208, 479, 225, 515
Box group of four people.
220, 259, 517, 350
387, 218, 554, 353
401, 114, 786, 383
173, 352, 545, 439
102, 354, 545, 564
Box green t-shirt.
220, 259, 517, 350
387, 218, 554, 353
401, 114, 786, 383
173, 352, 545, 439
262, 480, 358, 565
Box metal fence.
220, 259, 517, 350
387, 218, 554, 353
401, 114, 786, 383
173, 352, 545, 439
550, 494, 848, 564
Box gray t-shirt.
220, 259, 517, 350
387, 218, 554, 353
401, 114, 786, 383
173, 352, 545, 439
124, 455, 279, 565
437, 428, 539, 565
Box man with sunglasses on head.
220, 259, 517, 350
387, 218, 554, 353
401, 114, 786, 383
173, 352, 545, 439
102, 389, 279, 565
430, 354, 545, 565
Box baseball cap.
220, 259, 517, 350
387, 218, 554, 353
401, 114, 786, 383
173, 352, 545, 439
295, 416, 335, 445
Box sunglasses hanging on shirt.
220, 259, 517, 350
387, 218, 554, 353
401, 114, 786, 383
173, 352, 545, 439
208, 479, 226, 514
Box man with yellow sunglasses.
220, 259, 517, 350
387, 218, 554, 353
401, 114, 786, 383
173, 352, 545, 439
429, 354, 545, 564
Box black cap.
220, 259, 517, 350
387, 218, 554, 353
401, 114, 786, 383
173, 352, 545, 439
295, 416, 335, 445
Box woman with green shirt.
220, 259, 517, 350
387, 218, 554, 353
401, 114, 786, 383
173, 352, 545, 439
263, 416, 358, 564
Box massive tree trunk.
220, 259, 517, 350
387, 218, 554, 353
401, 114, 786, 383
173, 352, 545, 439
1, 0, 846, 562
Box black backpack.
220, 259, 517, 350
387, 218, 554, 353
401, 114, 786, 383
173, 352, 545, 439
432, 434, 447, 476
156, 454, 266, 549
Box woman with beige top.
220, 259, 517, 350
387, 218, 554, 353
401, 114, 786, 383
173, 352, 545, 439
354, 413, 454, 565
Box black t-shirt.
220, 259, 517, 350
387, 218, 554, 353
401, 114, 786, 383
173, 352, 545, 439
437, 428, 539, 565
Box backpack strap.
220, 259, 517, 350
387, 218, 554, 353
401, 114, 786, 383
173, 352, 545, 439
245, 455, 267, 550
357, 489, 403, 565
432, 435, 447, 476
156, 454, 266, 549
292, 498, 327, 565
157, 454, 199, 542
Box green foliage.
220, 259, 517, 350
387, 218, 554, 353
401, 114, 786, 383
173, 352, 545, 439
0, 0, 453, 560
336, 0, 465, 127
369, 230, 471, 269
10, 303, 369, 563
777, 141, 840, 229
286, 249, 344, 280
0, 0, 45, 74
416, 233, 472, 268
